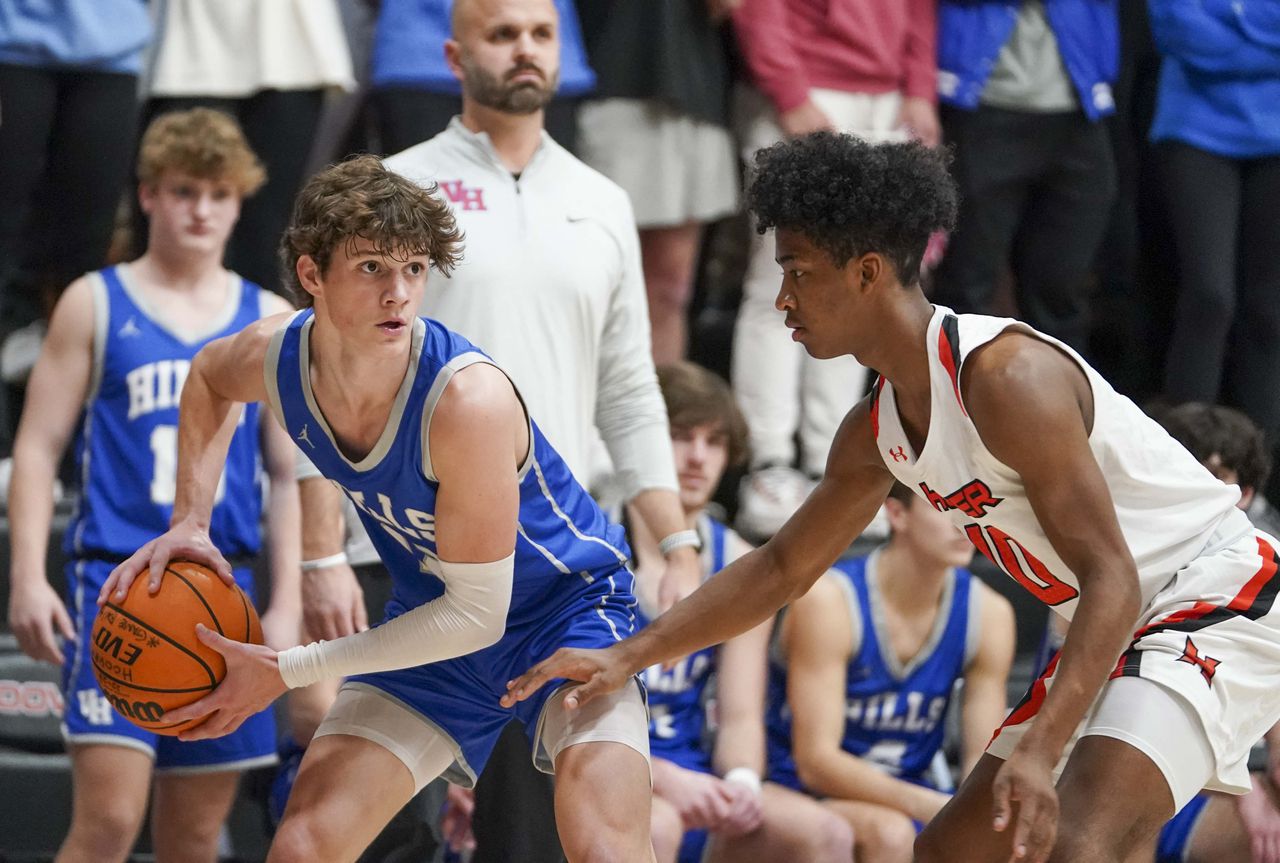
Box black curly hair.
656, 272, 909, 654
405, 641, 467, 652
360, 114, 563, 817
1156, 402, 1272, 492
745, 133, 958, 285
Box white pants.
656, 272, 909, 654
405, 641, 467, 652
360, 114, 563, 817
731, 86, 906, 473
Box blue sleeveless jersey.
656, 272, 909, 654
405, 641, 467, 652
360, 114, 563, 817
65, 266, 264, 558
265, 310, 634, 628
640, 515, 729, 773
767, 554, 973, 790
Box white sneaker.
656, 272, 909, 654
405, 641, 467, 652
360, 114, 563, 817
1, 321, 46, 384
736, 465, 816, 541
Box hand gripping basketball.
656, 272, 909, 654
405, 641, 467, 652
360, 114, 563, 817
162, 623, 288, 741
98, 516, 234, 607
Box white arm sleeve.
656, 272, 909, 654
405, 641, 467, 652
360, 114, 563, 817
276, 554, 515, 688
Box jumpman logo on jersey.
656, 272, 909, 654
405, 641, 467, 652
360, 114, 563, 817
1177, 636, 1220, 686
117, 316, 141, 338
889, 446, 908, 463
297, 423, 315, 449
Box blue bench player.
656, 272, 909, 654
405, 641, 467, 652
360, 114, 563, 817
6, 109, 300, 863
764, 481, 1014, 863
101, 155, 656, 862
626, 362, 852, 863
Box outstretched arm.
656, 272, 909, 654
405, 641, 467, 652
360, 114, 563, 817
503, 397, 894, 709
98, 313, 290, 603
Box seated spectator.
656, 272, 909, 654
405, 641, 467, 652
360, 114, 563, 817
767, 481, 1015, 863
628, 361, 853, 863
1157, 402, 1280, 538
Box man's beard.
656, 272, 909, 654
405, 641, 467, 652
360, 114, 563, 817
463, 59, 559, 115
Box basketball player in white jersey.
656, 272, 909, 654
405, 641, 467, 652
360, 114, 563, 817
504, 133, 1280, 863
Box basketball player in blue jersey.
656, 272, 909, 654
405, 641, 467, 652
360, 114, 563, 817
766, 481, 1014, 863
629, 362, 852, 863
505, 133, 1280, 863
99, 154, 656, 862
6, 109, 300, 863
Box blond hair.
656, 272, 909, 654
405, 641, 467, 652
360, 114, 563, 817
137, 108, 266, 196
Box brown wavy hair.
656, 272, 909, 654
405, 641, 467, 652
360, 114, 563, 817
657, 361, 750, 468
137, 108, 266, 195
280, 155, 465, 306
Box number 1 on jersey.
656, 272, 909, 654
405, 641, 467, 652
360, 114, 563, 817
149, 424, 225, 506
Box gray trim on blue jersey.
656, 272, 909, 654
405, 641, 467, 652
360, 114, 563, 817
516, 522, 583, 580
261, 309, 303, 433
866, 551, 957, 681
964, 581, 984, 668
86, 272, 109, 403
834, 561, 864, 660
156, 753, 279, 775
419, 350, 498, 482
298, 315, 425, 472
529, 458, 629, 566
341, 681, 478, 788
114, 264, 244, 345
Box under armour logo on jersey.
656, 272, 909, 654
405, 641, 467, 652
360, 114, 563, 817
919, 479, 1004, 519
117, 316, 141, 338
888, 446, 908, 463
297, 423, 315, 449
77, 689, 115, 726
1177, 636, 1220, 686
438, 179, 487, 212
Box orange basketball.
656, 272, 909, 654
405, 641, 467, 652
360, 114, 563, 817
90, 561, 262, 736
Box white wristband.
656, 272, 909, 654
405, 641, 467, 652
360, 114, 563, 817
658, 529, 701, 556
300, 552, 348, 572
724, 767, 762, 795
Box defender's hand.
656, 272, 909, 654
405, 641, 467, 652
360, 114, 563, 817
166, 624, 287, 740
992, 749, 1059, 862
501, 645, 629, 710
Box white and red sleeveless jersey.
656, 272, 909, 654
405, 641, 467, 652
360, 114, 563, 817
871, 307, 1249, 621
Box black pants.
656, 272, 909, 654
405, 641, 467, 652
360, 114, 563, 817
0, 64, 139, 321
1161, 142, 1280, 439
933, 105, 1116, 353
372, 87, 582, 156
136, 90, 325, 294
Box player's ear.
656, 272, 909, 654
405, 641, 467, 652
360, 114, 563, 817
137, 182, 158, 215
854, 253, 882, 293
444, 39, 465, 84
295, 255, 323, 303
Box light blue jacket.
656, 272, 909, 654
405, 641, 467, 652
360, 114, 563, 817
0, 0, 150, 73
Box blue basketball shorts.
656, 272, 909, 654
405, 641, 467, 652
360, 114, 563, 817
61, 558, 277, 772
344, 566, 639, 786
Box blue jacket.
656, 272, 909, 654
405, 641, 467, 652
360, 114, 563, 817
937, 0, 1119, 120
0, 0, 150, 73
371, 0, 595, 97
1148, 0, 1280, 158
